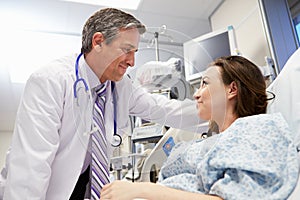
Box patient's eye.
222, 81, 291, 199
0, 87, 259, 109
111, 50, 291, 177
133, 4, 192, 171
200, 79, 208, 88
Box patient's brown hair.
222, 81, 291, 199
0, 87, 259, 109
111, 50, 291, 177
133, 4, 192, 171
211, 56, 268, 117
207, 56, 268, 134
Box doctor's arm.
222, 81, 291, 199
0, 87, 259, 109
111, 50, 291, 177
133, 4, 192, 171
127, 82, 206, 133
100, 180, 223, 200
4, 72, 62, 199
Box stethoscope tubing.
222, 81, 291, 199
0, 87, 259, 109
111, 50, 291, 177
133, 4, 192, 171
74, 53, 122, 147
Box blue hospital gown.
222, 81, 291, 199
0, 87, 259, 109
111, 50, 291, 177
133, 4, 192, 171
158, 113, 299, 200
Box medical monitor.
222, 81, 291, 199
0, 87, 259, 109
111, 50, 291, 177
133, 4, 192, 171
184, 27, 236, 83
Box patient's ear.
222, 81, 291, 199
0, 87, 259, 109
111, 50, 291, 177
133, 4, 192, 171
227, 81, 238, 100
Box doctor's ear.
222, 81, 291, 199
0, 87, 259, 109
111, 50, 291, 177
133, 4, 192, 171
92, 32, 104, 52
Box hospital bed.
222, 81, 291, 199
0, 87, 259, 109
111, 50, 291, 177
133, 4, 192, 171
136, 48, 300, 199
267, 48, 300, 199
137, 128, 204, 182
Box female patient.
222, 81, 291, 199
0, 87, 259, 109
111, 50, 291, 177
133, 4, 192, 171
100, 56, 299, 200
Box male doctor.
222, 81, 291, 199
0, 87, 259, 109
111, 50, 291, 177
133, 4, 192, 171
1, 8, 202, 199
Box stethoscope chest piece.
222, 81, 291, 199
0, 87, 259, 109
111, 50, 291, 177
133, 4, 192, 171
111, 134, 122, 147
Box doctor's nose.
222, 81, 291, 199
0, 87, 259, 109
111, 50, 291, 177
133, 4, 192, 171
125, 51, 135, 67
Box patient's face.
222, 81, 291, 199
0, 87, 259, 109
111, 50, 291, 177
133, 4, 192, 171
194, 66, 227, 121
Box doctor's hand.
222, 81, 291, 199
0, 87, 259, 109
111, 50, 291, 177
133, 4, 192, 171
100, 180, 147, 200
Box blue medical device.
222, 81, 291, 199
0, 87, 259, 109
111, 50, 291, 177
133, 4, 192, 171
162, 136, 175, 156
73, 53, 122, 147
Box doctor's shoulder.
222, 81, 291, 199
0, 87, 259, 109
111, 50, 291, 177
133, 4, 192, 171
28, 54, 75, 83
24, 54, 76, 99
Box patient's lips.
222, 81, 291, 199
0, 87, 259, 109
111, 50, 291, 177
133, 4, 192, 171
196, 101, 203, 110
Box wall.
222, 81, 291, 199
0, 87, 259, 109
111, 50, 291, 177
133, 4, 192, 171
0, 132, 12, 169
210, 0, 270, 66
259, 0, 298, 73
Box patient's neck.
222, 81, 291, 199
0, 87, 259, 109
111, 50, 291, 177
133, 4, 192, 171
215, 113, 238, 133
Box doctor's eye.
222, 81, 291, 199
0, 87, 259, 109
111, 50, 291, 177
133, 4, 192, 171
120, 46, 138, 55
121, 47, 134, 54
121, 47, 130, 54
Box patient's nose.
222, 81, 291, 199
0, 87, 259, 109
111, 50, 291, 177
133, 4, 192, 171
193, 88, 201, 100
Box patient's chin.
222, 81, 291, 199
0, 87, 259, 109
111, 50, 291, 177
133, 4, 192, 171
198, 112, 210, 121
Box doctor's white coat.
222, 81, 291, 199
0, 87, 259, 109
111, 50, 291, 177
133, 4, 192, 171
1, 54, 202, 199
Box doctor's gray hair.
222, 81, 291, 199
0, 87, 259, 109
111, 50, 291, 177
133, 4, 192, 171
81, 8, 146, 54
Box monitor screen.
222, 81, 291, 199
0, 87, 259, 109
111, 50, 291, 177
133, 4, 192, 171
183, 29, 233, 83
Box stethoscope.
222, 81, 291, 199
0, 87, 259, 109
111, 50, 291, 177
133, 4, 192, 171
73, 53, 122, 147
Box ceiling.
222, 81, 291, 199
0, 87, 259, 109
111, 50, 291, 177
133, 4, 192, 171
0, 0, 224, 132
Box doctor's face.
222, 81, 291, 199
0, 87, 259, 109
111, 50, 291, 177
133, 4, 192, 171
100, 28, 140, 83
193, 66, 227, 121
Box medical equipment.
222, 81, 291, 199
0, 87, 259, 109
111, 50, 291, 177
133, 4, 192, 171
134, 57, 183, 91
73, 53, 122, 147
183, 26, 237, 84
131, 123, 164, 141
126, 122, 208, 182
110, 81, 122, 147
136, 128, 203, 182
145, 25, 173, 62
110, 153, 146, 180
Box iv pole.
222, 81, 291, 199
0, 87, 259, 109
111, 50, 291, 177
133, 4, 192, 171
154, 31, 160, 61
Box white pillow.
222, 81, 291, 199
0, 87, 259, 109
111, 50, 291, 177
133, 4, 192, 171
267, 48, 300, 147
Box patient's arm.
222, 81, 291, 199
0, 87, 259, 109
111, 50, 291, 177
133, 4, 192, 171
100, 180, 223, 200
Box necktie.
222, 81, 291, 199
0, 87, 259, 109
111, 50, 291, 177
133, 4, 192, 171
91, 84, 109, 199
